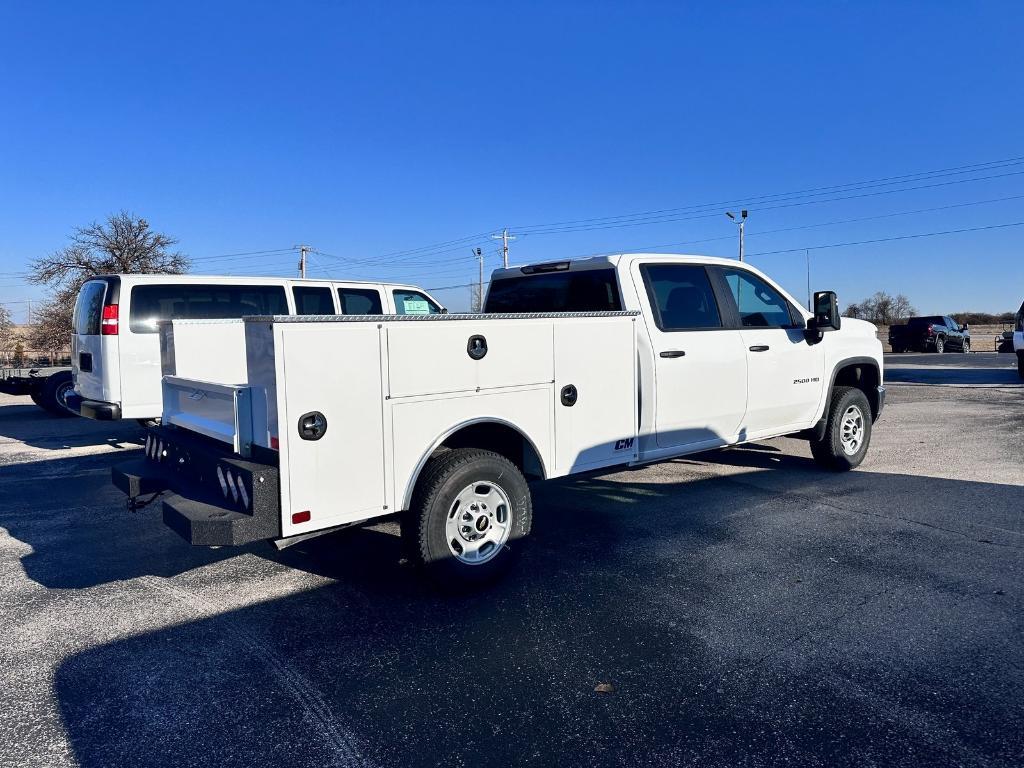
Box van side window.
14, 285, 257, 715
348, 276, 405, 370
721, 269, 801, 328
129, 285, 289, 333
641, 264, 722, 331
338, 288, 383, 315
393, 290, 441, 315
293, 287, 336, 316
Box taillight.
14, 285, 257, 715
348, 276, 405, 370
101, 304, 119, 335
926, 327, 934, 336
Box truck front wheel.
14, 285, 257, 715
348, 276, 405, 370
810, 386, 872, 471
403, 448, 532, 585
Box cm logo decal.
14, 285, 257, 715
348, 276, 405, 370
614, 437, 635, 451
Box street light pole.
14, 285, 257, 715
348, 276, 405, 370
725, 210, 748, 262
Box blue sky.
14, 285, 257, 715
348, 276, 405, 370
1, 1, 1022, 317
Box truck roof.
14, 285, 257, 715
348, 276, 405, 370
489, 253, 766, 281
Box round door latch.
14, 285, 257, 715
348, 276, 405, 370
298, 411, 328, 441
467, 335, 488, 360
560, 384, 578, 407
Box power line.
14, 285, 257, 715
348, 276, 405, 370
747, 220, 1024, 257
511, 155, 1024, 232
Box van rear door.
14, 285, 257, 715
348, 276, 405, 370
72, 278, 119, 403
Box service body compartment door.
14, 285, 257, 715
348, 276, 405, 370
553, 317, 637, 474
386, 319, 553, 398
277, 322, 386, 536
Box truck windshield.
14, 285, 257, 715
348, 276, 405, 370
485, 269, 621, 313
74, 281, 107, 336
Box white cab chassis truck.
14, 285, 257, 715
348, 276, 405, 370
113, 255, 885, 583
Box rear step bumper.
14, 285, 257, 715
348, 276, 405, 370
112, 427, 281, 546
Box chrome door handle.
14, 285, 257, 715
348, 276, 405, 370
659, 350, 686, 358
748, 345, 770, 352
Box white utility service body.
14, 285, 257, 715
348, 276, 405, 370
114, 254, 885, 581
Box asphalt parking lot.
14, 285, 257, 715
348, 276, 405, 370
1, 353, 1021, 768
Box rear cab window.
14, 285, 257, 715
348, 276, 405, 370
641, 264, 721, 330
393, 289, 441, 315
338, 287, 383, 315
484, 268, 622, 313
74, 281, 107, 336
128, 284, 289, 333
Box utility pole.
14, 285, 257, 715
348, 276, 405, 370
26, 300, 32, 325
491, 228, 516, 269
296, 245, 309, 279
725, 210, 747, 262
473, 247, 484, 311
806, 249, 812, 311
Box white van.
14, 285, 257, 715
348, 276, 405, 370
69, 275, 444, 422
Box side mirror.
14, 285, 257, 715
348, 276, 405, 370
960, 323, 969, 332
811, 291, 841, 332
440, 307, 449, 315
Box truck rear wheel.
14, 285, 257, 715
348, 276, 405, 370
934, 336, 944, 354
41, 371, 76, 417
810, 386, 872, 471
1018, 352, 1024, 380
403, 448, 532, 585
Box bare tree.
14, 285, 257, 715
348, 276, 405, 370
843, 302, 862, 319
27, 212, 189, 352
0, 306, 14, 364
890, 293, 916, 321
468, 285, 483, 313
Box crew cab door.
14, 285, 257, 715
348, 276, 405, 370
716, 267, 824, 433
634, 262, 747, 449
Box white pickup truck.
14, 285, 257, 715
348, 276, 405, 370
113, 254, 885, 583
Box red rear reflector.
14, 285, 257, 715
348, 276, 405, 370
270, 436, 279, 450
292, 510, 311, 524
101, 304, 119, 336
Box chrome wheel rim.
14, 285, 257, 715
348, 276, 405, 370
445, 481, 512, 565
839, 405, 865, 456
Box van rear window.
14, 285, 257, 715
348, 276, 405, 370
485, 269, 622, 313
129, 284, 289, 333
74, 281, 107, 336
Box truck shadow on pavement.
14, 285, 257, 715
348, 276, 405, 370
0, 450, 255, 589
0, 400, 144, 450
48, 449, 1024, 767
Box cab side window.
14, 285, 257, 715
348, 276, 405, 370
393, 290, 441, 315
641, 264, 723, 331
721, 269, 800, 328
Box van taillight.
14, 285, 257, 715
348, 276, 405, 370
101, 304, 119, 335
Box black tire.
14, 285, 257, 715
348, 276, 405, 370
1017, 352, 1024, 380
402, 448, 532, 586
136, 418, 161, 429
891, 346, 903, 354
41, 371, 76, 417
30, 390, 46, 408
961, 338, 970, 353
934, 336, 944, 354
810, 386, 872, 471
